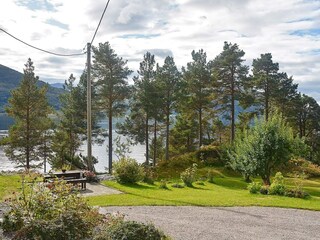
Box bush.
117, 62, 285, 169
143, 166, 157, 184
247, 182, 262, 194
159, 180, 168, 189
281, 158, 320, 178
180, 163, 197, 187
113, 157, 144, 184
285, 189, 310, 199
171, 183, 184, 188
196, 145, 223, 166
93, 214, 169, 240
206, 170, 215, 183
1, 173, 102, 239
260, 185, 269, 195
83, 170, 99, 183
269, 172, 286, 196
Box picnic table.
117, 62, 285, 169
44, 170, 87, 190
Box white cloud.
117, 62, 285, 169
0, 0, 319, 102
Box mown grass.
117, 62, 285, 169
87, 176, 320, 211
0, 174, 21, 200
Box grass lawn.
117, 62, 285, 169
0, 174, 21, 200
88, 177, 320, 211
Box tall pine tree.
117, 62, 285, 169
5, 58, 52, 170
212, 42, 248, 142
92, 42, 132, 173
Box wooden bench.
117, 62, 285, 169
43, 171, 87, 190
66, 177, 87, 190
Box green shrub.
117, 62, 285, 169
180, 163, 198, 187
285, 189, 310, 199
93, 214, 169, 240
260, 185, 269, 195
143, 166, 157, 184
281, 158, 320, 178
269, 172, 286, 196
195, 181, 205, 186
159, 180, 168, 189
171, 183, 184, 188
1, 173, 102, 239
113, 157, 144, 184
196, 145, 223, 166
247, 182, 262, 194
206, 170, 215, 183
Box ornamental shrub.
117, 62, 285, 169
269, 172, 286, 196
1, 172, 103, 239
260, 185, 269, 195
113, 157, 144, 184
94, 214, 169, 240
180, 163, 197, 187
247, 182, 262, 194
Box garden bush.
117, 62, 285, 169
260, 185, 269, 195
171, 183, 184, 188
142, 166, 157, 184
196, 145, 223, 166
285, 189, 310, 199
206, 170, 215, 183
269, 172, 286, 196
180, 163, 198, 187
159, 179, 169, 189
93, 214, 169, 240
1, 173, 102, 239
281, 158, 320, 178
247, 182, 262, 194
113, 157, 144, 184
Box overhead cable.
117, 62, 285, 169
0, 28, 86, 57
90, 0, 111, 45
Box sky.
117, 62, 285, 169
0, 0, 319, 101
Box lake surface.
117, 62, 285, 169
0, 131, 146, 173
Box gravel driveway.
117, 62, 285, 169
100, 206, 320, 240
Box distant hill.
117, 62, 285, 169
0, 64, 65, 113
50, 82, 64, 89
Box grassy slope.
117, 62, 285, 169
0, 175, 21, 200
88, 177, 320, 211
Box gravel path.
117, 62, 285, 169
100, 206, 320, 240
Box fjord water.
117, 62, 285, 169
0, 125, 145, 172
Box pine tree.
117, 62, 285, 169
92, 42, 132, 173
212, 42, 249, 142
156, 56, 181, 160
251, 53, 279, 121
182, 49, 213, 148
5, 58, 52, 170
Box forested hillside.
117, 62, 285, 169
0, 64, 64, 112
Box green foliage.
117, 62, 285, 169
159, 179, 169, 189
113, 157, 144, 184
206, 170, 215, 183
93, 214, 169, 240
180, 163, 198, 187
4, 59, 52, 169
247, 182, 262, 194
1, 173, 102, 239
171, 183, 184, 188
212, 42, 249, 141
269, 172, 286, 195
196, 145, 223, 166
142, 166, 157, 184
282, 158, 320, 178
259, 185, 269, 195
229, 112, 306, 185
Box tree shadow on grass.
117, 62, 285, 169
120, 182, 155, 190
212, 178, 248, 190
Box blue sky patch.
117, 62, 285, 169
15, 0, 56, 11
45, 18, 69, 30
290, 28, 320, 36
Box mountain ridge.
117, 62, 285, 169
0, 64, 64, 113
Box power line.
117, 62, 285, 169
0, 28, 86, 57
90, 0, 111, 46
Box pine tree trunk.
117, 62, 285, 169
265, 75, 269, 122
199, 108, 202, 148
165, 104, 170, 161
108, 108, 113, 174
231, 73, 235, 142
145, 114, 149, 165
153, 120, 157, 166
